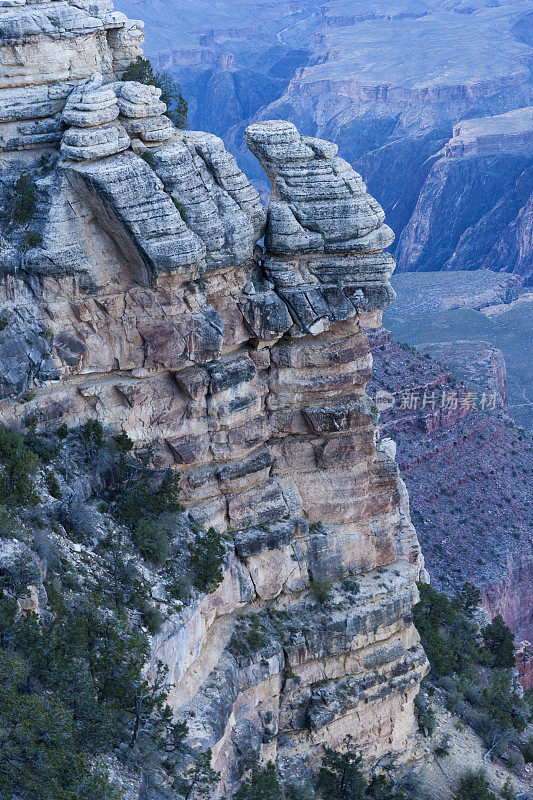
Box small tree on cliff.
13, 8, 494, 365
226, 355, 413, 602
122, 56, 188, 128
316, 739, 366, 800
482, 615, 515, 668
234, 758, 284, 800
188, 527, 225, 593
451, 582, 481, 616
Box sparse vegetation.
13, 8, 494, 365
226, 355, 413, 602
132, 515, 171, 565
12, 173, 37, 225
310, 579, 333, 605
228, 614, 269, 658
454, 772, 497, 800
500, 778, 516, 800
188, 526, 225, 593
141, 149, 157, 168
0, 426, 39, 507
172, 197, 187, 218
0, 418, 232, 796
414, 579, 531, 783
122, 56, 188, 128
413, 582, 481, 677
234, 757, 284, 800
0, 593, 186, 799
21, 230, 42, 250
314, 740, 423, 800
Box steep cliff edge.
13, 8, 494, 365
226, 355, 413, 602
116, 0, 533, 285
0, 2, 427, 795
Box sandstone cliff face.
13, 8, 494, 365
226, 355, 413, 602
0, 2, 427, 793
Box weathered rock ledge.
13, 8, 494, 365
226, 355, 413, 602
0, 1, 427, 794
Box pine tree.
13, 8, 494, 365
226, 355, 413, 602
316, 743, 366, 800
234, 758, 284, 800
482, 615, 515, 668
454, 772, 498, 800
189, 527, 226, 593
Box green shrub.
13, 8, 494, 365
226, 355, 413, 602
0, 596, 18, 646
115, 429, 133, 454
12, 598, 176, 758
521, 733, 533, 763
416, 695, 437, 736
189, 526, 225, 593
80, 419, 103, 455
434, 735, 451, 758
46, 470, 62, 499
141, 150, 157, 169
341, 578, 360, 594
316, 744, 366, 800
234, 758, 284, 800
0, 651, 122, 800
113, 468, 182, 529
122, 56, 188, 128
452, 583, 481, 615
162, 563, 192, 604
138, 598, 164, 635
229, 615, 269, 658
0, 315, 8, 332
482, 670, 527, 733
311, 579, 332, 605
24, 427, 59, 463
132, 516, 171, 565
482, 616, 515, 668
178, 748, 219, 799
0, 552, 40, 595
309, 521, 324, 534
413, 582, 480, 677
172, 197, 187, 219
454, 772, 497, 800
500, 778, 516, 800
21, 230, 42, 250
12, 174, 37, 225
0, 426, 39, 507
0, 505, 16, 538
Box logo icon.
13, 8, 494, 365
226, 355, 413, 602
375, 390, 395, 412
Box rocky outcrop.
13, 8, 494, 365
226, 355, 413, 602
395, 107, 533, 283
0, 3, 427, 794
243, 120, 396, 335
120, 0, 533, 285
61, 77, 130, 161
0, 0, 144, 153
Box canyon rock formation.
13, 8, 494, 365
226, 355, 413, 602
118, 0, 533, 285
0, 1, 428, 793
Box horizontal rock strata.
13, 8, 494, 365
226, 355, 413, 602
0, 3, 427, 794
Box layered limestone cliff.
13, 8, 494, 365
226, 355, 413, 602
0, 2, 427, 794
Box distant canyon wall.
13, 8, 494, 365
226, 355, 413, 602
117, 0, 533, 285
